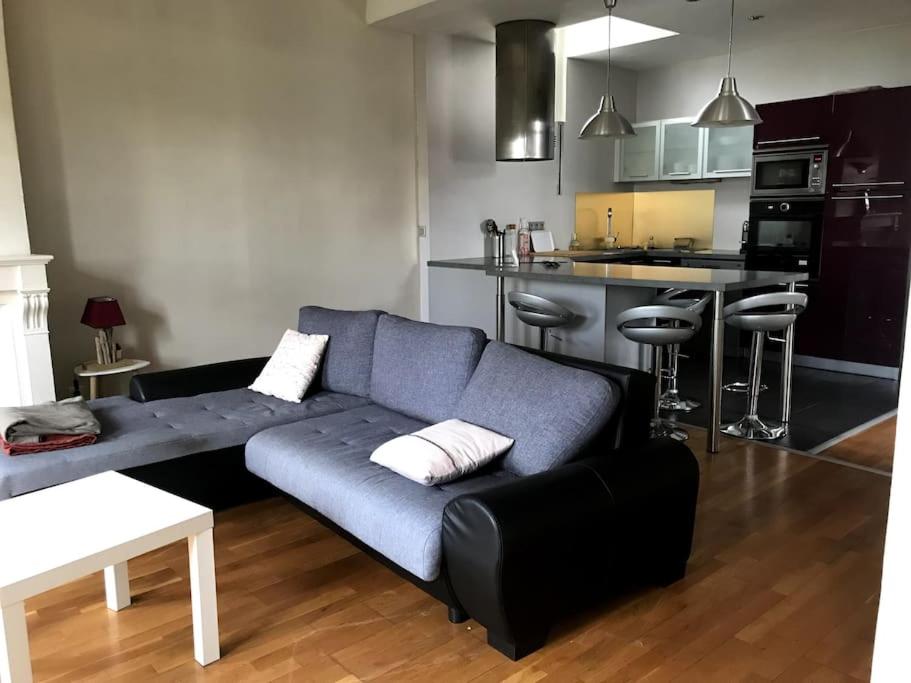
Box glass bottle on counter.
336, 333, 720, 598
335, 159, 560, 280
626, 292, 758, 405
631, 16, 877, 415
517, 218, 531, 262
505, 224, 519, 265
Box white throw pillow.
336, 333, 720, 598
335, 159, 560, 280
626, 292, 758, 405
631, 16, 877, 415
249, 329, 329, 403
370, 419, 514, 486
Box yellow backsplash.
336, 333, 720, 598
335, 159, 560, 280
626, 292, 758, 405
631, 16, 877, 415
575, 190, 716, 250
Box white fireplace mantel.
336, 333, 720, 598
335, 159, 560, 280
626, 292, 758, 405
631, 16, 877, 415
0, 253, 55, 407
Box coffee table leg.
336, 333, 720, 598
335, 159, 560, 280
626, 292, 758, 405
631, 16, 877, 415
0, 601, 32, 683
188, 528, 220, 666
104, 562, 131, 611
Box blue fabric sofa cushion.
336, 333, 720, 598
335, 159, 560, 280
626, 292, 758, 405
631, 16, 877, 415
0, 389, 371, 500
369, 315, 486, 423
455, 342, 619, 476
245, 404, 516, 581
298, 307, 383, 398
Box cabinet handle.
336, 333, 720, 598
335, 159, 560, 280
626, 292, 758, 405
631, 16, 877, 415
832, 194, 904, 200
627, 174, 651, 178
666, 171, 693, 176
832, 181, 905, 188
756, 136, 821, 145
711, 168, 751, 173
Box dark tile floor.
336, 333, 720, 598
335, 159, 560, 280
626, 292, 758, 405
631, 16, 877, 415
666, 355, 899, 454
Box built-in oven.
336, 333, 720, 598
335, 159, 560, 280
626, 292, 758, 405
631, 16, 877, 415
743, 197, 825, 279
751, 148, 828, 197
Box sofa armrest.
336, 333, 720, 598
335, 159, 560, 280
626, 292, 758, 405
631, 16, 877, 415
441, 438, 698, 660
129, 357, 269, 402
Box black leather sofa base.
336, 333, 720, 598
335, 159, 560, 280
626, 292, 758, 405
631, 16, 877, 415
122, 350, 698, 662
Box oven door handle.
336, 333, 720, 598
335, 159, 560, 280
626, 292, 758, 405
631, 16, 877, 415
756, 136, 822, 146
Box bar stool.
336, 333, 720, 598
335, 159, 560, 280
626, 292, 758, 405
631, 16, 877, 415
508, 292, 575, 351
617, 305, 703, 441
722, 292, 808, 441
652, 289, 712, 413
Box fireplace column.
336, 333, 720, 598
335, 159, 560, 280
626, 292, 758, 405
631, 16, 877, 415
0, 254, 55, 406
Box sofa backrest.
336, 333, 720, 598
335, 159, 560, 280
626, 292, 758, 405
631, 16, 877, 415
370, 314, 486, 423
521, 347, 653, 453
298, 307, 382, 398
454, 341, 619, 476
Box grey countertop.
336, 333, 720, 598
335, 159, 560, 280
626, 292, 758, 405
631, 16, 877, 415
426, 256, 808, 292
569, 248, 745, 263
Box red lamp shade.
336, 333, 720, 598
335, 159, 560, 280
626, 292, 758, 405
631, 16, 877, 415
80, 297, 126, 329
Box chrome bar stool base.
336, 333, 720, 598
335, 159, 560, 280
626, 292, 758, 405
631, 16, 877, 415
659, 389, 701, 413
651, 417, 690, 442
722, 415, 787, 441
723, 381, 767, 394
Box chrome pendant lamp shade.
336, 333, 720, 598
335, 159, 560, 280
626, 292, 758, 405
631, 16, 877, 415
693, 0, 761, 128
580, 0, 636, 139
580, 95, 636, 138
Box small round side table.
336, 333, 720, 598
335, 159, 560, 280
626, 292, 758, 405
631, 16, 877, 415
74, 359, 150, 399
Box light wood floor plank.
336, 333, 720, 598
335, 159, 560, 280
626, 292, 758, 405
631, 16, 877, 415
19, 428, 890, 681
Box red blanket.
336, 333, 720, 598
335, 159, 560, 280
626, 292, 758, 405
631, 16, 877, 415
1, 433, 97, 456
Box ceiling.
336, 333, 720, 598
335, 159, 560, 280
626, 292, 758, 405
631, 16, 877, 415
369, 0, 911, 71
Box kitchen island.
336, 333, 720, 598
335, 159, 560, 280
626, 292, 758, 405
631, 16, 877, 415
427, 256, 808, 453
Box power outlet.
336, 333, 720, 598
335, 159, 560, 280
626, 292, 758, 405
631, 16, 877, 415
528, 221, 545, 231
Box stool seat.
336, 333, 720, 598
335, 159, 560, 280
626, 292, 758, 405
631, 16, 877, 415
508, 292, 574, 351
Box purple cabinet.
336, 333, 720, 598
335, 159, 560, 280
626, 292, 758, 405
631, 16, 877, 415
787, 86, 911, 369
827, 86, 911, 188
754, 96, 834, 149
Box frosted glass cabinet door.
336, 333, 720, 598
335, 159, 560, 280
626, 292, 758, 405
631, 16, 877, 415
616, 122, 660, 182
703, 127, 754, 178
659, 118, 704, 180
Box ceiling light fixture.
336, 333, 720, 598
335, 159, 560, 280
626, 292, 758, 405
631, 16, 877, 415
692, 0, 762, 128
579, 0, 636, 139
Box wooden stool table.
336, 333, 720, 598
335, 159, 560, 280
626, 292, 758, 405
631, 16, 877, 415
74, 359, 150, 399
0, 472, 220, 682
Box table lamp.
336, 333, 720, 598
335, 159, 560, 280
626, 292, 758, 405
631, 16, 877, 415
81, 296, 126, 365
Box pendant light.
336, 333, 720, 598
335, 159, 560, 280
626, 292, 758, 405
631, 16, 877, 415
579, 0, 636, 139
693, 0, 761, 128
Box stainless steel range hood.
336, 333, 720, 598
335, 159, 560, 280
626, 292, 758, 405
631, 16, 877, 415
496, 20, 556, 162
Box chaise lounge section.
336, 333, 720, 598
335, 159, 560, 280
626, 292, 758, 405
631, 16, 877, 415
0, 306, 699, 660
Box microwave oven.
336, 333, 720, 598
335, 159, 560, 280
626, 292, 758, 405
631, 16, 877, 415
751, 149, 828, 197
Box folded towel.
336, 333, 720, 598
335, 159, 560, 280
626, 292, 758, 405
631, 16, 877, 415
1, 433, 98, 456
0, 396, 101, 444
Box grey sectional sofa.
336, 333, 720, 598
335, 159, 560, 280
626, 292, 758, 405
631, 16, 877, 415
0, 307, 699, 660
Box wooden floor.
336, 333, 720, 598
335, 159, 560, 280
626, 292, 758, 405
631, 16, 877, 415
23, 430, 891, 682
819, 417, 897, 474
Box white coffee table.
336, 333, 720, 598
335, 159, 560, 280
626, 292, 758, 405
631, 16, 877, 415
0, 472, 220, 682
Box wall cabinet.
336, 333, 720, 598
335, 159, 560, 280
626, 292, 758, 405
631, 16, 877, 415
702, 127, 754, 178
615, 121, 660, 182
754, 95, 833, 149
615, 116, 752, 182
659, 118, 704, 180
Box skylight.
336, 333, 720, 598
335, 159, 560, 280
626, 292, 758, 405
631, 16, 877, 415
561, 15, 677, 58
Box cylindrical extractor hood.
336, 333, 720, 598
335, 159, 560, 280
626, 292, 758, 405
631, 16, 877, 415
496, 20, 556, 162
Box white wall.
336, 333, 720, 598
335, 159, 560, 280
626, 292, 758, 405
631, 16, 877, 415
0, 5, 29, 256
4, 0, 419, 394
873, 284, 911, 680
424, 34, 636, 260
634, 22, 911, 249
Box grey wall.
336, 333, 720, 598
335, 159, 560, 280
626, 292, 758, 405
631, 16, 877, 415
5, 0, 420, 394
424, 35, 637, 260
634, 22, 911, 249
